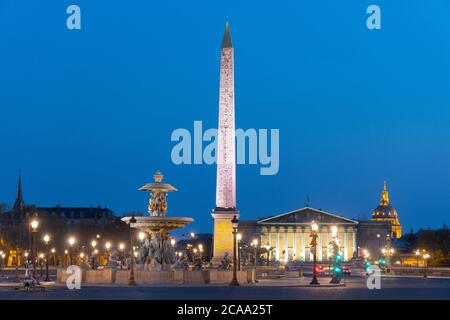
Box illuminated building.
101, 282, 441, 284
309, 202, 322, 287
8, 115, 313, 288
371, 181, 402, 238
257, 207, 358, 262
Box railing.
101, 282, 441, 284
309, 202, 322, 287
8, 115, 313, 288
389, 266, 450, 277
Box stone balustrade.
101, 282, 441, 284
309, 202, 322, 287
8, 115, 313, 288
57, 268, 256, 285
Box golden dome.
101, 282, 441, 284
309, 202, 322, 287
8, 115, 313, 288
371, 180, 402, 238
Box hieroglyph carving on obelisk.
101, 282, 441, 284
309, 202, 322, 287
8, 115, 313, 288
215, 21, 236, 210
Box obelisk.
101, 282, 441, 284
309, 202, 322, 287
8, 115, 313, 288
211, 22, 239, 264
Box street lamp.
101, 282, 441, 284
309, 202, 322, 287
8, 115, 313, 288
91, 240, 98, 268
309, 221, 320, 285
230, 215, 239, 286
14, 245, 20, 282
39, 253, 44, 277
128, 215, 137, 286
68, 237, 76, 265
236, 233, 242, 271
0, 253, 5, 277
119, 243, 125, 269
30, 219, 39, 278
105, 242, 111, 265
423, 253, 430, 278
138, 232, 145, 241
51, 248, 56, 266
252, 238, 259, 266
415, 249, 421, 267
264, 243, 270, 266
170, 238, 176, 247
376, 233, 382, 260
43, 234, 50, 281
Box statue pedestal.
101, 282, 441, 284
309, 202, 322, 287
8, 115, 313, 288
211, 210, 239, 265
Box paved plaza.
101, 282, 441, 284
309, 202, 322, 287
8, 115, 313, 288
0, 273, 449, 300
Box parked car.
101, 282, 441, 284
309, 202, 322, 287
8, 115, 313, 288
315, 265, 326, 275
342, 266, 352, 275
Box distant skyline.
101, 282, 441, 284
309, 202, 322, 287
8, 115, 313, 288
1, 1, 450, 235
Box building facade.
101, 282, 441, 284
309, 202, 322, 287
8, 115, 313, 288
238, 205, 394, 263
257, 207, 358, 262
0, 175, 128, 267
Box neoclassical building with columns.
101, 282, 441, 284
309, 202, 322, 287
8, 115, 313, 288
257, 207, 359, 262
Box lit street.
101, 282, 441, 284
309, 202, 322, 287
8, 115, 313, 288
0, 274, 449, 300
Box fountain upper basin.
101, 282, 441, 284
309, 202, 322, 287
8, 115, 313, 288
122, 216, 193, 233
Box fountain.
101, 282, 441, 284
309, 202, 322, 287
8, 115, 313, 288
121, 171, 193, 271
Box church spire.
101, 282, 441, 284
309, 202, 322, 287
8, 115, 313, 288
13, 173, 25, 211
221, 21, 233, 48
380, 180, 389, 206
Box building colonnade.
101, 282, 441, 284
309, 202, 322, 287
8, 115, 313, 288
260, 225, 357, 262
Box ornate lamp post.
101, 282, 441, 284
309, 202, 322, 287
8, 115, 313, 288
264, 243, 270, 266
236, 233, 242, 271
15, 245, 20, 282
423, 253, 430, 278
198, 244, 204, 262
309, 221, 320, 286
0, 253, 5, 277
68, 237, 76, 265
39, 253, 44, 277
64, 250, 68, 266
252, 239, 259, 266
43, 234, 50, 281
0, 252, 4, 277
105, 242, 111, 266
230, 215, 240, 286
91, 240, 97, 269
376, 234, 381, 260
30, 219, 39, 278
329, 225, 342, 284
24, 252, 29, 277
128, 215, 137, 286
119, 243, 125, 269
51, 248, 56, 266
415, 249, 420, 267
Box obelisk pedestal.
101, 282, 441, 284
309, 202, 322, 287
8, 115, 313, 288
211, 22, 239, 265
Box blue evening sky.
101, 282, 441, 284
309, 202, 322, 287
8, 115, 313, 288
1, 1, 449, 235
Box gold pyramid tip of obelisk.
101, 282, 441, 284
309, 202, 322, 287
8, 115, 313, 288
221, 21, 233, 48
